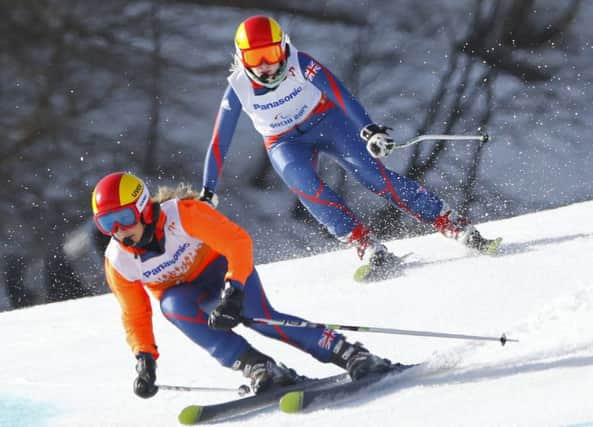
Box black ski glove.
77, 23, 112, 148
133, 352, 158, 399
199, 187, 219, 208
208, 281, 244, 330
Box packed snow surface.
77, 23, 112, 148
2, 201, 593, 427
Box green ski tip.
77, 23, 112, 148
486, 237, 503, 255
279, 391, 305, 413
178, 405, 203, 425
353, 264, 371, 282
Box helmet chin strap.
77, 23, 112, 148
118, 223, 153, 248
245, 60, 288, 89
122, 236, 137, 247
132, 221, 156, 248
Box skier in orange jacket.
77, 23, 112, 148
92, 172, 396, 398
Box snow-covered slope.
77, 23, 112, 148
2, 201, 593, 427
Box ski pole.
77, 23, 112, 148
158, 383, 251, 396
244, 317, 517, 346
393, 133, 489, 150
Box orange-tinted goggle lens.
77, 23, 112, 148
242, 44, 284, 67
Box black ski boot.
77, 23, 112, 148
352, 244, 406, 282
350, 226, 406, 281
464, 229, 502, 255
330, 339, 392, 380
434, 207, 502, 255
367, 247, 404, 278
234, 347, 305, 394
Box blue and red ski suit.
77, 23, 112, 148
104, 198, 347, 367
202, 44, 445, 241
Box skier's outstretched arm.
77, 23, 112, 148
201, 85, 242, 203
177, 199, 254, 331
104, 259, 158, 358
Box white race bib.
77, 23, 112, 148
228, 45, 322, 136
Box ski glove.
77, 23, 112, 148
199, 186, 219, 208
208, 281, 244, 330
361, 124, 395, 158
133, 352, 158, 399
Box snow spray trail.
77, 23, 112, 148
397, 286, 593, 392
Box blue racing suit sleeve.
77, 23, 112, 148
202, 85, 242, 192
297, 51, 373, 131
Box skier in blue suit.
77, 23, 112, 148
200, 15, 499, 278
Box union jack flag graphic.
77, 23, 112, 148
304, 61, 321, 81
318, 328, 336, 350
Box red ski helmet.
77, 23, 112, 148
234, 15, 289, 88
235, 15, 286, 68
91, 172, 153, 236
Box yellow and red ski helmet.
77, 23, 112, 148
91, 172, 153, 234
234, 15, 286, 68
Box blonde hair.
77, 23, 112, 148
152, 183, 200, 203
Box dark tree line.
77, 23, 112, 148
0, 0, 583, 310
368, 0, 581, 238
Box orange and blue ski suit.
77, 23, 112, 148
103, 198, 344, 367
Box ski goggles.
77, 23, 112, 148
240, 43, 285, 68
94, 205, 140, 236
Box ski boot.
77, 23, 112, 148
234, 347, 306, 394
353, 245, 406, 282
464, 229, 502, 254
434, 207, 502, 255
346, 224, 408, 282
330, 339, 392, 380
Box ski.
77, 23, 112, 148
482, 237, 503, 255
354, 252, 413, 282
278, 363, 416, 414
354, 236, 503, 283
178, 372, 350, 424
